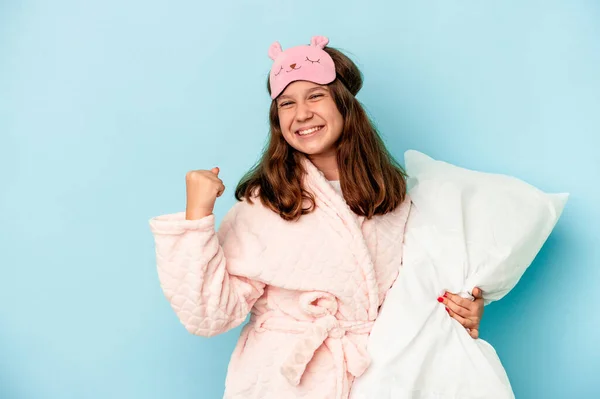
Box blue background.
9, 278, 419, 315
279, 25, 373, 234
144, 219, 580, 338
1, 0, 598, 398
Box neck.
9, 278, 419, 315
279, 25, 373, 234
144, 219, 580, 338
308, 152, 339, 180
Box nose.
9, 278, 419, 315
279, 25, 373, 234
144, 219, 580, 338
295, 101, 313, 122
290, 63, 296, 69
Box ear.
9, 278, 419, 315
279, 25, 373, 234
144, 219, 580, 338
310, 35, 329, 49
268, 41, 283, 60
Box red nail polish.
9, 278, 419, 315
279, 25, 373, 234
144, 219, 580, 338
443, 293, 448, 298
437, 297, 444, 303
445, 307, 450, 313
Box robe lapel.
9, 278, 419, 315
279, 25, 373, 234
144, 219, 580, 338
301, 158, 380, 320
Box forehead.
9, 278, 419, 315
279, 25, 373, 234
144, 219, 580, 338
279, 81, 327, 97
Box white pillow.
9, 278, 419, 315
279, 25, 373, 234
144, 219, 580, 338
350, 150, 568, 399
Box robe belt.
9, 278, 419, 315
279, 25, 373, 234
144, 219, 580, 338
252, 311, 374, 399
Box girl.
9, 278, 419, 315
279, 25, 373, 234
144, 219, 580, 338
149, 36, 484, 399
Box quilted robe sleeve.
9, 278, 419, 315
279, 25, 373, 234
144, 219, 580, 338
148, 202, 265, 337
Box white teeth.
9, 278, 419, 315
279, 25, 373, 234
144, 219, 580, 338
298, 126, 322, 136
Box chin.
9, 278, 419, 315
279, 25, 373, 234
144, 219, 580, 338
298, 146, 335, 157
285, 134, 338, 157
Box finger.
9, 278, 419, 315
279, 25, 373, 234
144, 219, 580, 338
207, 175, 223, 185
440, 296, 470, 318
211, 167, 220, 176
469, 328, 479, 339
446, 307, 478, 329
444, 292, 474, 310
473, 297, 485, 319
472, 287, 483, 299
216, 184, 225, 197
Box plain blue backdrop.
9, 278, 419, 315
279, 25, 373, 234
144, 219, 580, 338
1, 0, 599, 398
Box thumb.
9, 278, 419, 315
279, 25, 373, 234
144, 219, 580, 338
472, 287, 483, 299
210, 167, 220, 176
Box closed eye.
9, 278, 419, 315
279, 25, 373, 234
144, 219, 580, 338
309, 94, 324, 99
306, 57, 320, 64
274, 66, 284, 76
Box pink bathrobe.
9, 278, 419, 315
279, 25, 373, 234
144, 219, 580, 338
149, 158, 411, 399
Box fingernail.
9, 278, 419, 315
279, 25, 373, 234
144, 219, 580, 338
437, 297, 444, 303
445, 307, 449, 313
443, 293, 448, 298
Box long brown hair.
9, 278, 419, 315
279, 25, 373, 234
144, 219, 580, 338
235, 46, 407, 221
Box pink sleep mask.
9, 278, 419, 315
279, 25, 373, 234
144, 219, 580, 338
268, 36, 336, 99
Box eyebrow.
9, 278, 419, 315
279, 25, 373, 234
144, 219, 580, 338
277, 86, 328, 101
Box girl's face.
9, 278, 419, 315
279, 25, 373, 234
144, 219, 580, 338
276, 80, 344, 158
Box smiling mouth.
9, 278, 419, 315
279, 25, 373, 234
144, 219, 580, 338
296, 125, 324, 136
286, 66, 302, 72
